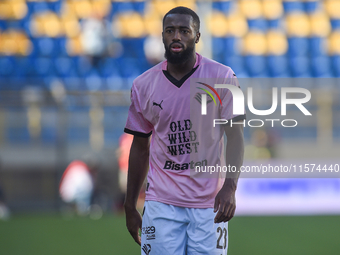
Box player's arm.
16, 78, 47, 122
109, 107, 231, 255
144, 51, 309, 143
124, 135, 150, 245
214, 123, 244, 223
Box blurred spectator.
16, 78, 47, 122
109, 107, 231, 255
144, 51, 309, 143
0, 184, 10, 221
144, 36, 165, 65
59, 154, 101, 217
116, 133, 133, 211
0, 158, 10, 221
116, 133, 145, 211
80, 12, 108, 68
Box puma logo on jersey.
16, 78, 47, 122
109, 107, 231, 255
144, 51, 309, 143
153, 100, 163, 110
142, 244, 151, 254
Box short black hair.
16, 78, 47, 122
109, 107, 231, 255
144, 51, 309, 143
163, 6, 200, 33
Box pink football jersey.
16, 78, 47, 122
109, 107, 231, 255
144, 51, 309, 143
125, 53, 245, 208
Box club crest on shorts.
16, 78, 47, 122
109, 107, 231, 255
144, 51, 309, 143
142, 244, 151, 255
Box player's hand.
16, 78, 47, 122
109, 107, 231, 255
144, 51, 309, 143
213, 185, 236, 223
125, 206, 142, 245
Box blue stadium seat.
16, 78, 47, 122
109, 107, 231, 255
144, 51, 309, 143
34, 57, 55, 77
213, 37, 240, 64
32, 2, 50, 14
267, 19, 281, 29
54, 57, 77, 78
85, 69, 104, 91
247, 19, 268, 32
212, 1, 232, 14
26, 2, 36, 18
304, 0, 319, 13
330, 19, 340, 30
133, 1, 146, 14
0, 57, 15, 77
121, 38, 146, 59
76, 56, 93, 77
309, 37, 327, 56
212, 37, 225, 64
331, 55, 340, 77
106, 74, 125, 91
3, 20, 21, 30
13, 57, 35, 78
63, 77, 83, 91
111, 1, 135, 15
224, 37, 240, 57
267, 55, 289, 77
289, 56, 311, 77
245, 56, 267, 77
288, 37, 309, 57
41, 127, 57, 144
224, 56, 246, 77
118, 58, 141, 79
98, 58, 119, 78
49, 1, 62, 13
67, 127, 90, 143
0, 20, 6, 30
55, 37, 68, 56
7, 127, 30, 143
311, 56, 332, 77
282, 1, 304, 13
36, 37, 57, 57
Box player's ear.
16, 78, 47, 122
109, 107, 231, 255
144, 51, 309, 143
195, 32, 201, 44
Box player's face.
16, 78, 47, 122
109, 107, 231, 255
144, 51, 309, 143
162, 14, 200, 64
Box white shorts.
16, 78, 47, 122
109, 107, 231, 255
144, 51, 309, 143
141, 200, 228, 255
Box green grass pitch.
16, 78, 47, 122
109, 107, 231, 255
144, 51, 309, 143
0, 214, 339, 255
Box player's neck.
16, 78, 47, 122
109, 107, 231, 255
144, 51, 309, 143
166, 53, 196, 81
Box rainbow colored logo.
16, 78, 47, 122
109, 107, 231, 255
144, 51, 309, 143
196, 82, 222, 106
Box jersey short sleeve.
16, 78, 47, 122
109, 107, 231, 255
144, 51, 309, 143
124, 84, 153, 137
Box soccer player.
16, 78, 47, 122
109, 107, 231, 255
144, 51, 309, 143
123, 6, 245, 254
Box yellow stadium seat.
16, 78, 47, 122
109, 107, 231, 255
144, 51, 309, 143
263, 0, 283, 20
328, 31, 340, 55
0, 2, 13, 20
227, 12, 248, 37
0, 30, 32, 56
114, 12, 146, 38
310, 12, 331, 37
144, 13, 163, 36
44, 12, 63, 38
66, 36, 84, 56
285, 12, 310, 37
92, 0, 112, 18
27, 0, 59, 2
61, 16, 81, 38
30, 12, 63, 38
206, 11, 229, 37
61, 1, 77, 18
175, 0, 196, 11
30, 14, 45, 37
239, 0, 263, 19
12, 1, 28, 20
325, 0, 340, 19
17, 32, 33, 56
266, 30, 288, 55
0, 32, 3, 55
73, 0, 93, 19
153, 0, 178, 17
243, 31, 267, 55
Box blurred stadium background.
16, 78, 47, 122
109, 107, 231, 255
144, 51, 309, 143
0, 0, 339, 254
